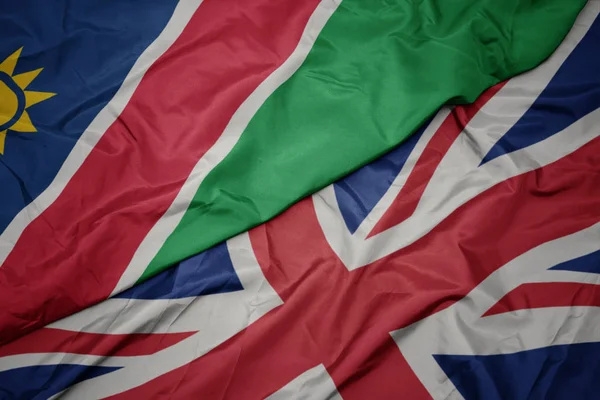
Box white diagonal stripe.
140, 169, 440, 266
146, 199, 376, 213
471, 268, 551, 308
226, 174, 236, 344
113, 0, 343, 294
268, 364, 343, 400
0, 0, 203, 266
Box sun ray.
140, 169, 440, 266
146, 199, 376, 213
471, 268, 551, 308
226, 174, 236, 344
11, 111, 36, 133
25, 91, 56, 108
0, 131, 6, 154
13, 68, 43, 90
0, 47, 23, 76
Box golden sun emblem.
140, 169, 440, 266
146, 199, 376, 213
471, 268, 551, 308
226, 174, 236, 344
0, 48, 55, 154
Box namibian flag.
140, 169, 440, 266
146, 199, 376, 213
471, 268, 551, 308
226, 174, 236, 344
0, 0, 587, 347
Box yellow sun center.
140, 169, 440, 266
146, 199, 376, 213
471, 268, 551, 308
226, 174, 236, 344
0, 80, 19, 127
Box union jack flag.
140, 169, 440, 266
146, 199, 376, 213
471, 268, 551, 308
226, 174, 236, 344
1, 2, 600, 399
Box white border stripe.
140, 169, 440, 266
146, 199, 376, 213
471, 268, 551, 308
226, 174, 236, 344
268, 364, 344, 400
0, 0, 203, 265
49, 233, 282, 334
353, 108, 451, 239
112, 0, 342, 294
314, 107, 449, 243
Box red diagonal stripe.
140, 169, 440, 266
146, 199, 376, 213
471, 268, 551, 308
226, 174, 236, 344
0, 328, 195, 357
485, 282, 600, 317
368, 82, 505, 237
364, 137, 600, 328
0, 0, 321, 346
